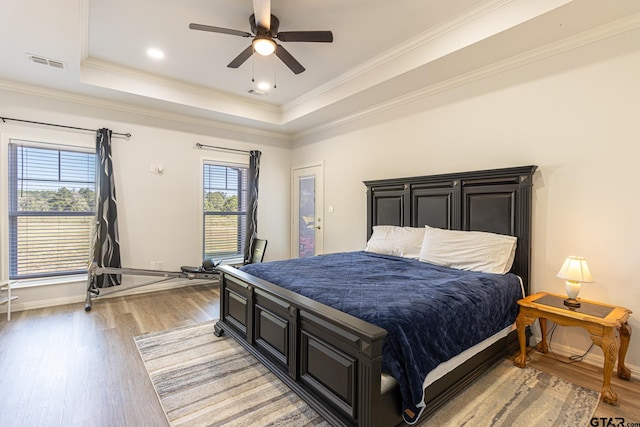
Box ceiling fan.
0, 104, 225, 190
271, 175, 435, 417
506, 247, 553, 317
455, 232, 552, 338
189, 0, 333, 75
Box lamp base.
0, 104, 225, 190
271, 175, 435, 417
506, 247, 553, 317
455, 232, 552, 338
564, 298, 581, 308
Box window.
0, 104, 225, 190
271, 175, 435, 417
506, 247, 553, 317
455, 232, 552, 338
8, 141, 96, 279
203, 162, 248, 262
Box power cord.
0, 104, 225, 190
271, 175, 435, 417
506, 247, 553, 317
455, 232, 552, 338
522, 342, 538, 363
544, 322, 595, 364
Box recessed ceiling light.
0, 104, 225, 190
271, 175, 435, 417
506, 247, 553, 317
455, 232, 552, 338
147, 48, 165, 59
257, 81, 271, 91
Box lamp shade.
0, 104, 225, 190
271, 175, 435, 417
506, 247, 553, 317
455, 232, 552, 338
556, 256, 594, 283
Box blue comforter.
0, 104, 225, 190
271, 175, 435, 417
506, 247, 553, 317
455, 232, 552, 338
240, 251, 522, 423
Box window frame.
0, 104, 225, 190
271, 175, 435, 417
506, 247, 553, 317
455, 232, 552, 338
202, 159, 249, 264
6, 138, 97, 280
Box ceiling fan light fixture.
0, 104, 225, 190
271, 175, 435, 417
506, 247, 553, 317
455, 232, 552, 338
253, 37, 276, 56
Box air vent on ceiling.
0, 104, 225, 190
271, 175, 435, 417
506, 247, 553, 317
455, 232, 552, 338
247, 88, 267, 96
30, 56, 48, 65
27, 54, 66, 69
47, 60, 65, 69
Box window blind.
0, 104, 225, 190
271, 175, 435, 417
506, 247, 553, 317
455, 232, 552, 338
8, 142, 96, 279
203, 162, 248, 261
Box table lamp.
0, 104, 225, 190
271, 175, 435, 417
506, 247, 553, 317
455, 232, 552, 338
556, 256, 594, 308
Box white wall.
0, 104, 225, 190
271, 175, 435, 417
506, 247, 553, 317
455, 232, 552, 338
0, 89, 291, 311
292, 28, 640, 371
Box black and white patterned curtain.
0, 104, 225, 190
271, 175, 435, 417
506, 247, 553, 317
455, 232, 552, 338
243, 150, 262, 264
92, 128, 121, 288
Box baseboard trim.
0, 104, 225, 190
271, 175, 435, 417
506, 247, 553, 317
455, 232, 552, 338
0, 279, 218, 314
530, 334, 639, 380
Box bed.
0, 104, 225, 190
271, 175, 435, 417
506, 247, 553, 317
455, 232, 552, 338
214, 165, 537, 427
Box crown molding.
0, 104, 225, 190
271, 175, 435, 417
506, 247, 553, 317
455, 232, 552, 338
80, 57, 282, 115
281, 0, 578, 126
0, 79, 291, 142
282, 0, 514, 113
293, 12, 640, 142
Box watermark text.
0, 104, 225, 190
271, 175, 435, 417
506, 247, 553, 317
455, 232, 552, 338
590, 418, 640, 427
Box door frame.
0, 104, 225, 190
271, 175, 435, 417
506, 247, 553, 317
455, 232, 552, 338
291, 162, 324, 258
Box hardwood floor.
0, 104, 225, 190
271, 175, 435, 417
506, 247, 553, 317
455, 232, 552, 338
0, 283, 219, 427
0, 284, 638, 427
523, 349, 640, 424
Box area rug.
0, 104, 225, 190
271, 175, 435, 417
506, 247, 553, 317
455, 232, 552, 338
134, 321, 600, 427
421, 358, 600, 427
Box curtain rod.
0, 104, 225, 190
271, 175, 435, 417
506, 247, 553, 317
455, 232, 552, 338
194, 143, 251, 154
0, 117, 132, 139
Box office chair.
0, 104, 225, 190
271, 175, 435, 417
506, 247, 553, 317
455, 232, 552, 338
248, 239, 267, 264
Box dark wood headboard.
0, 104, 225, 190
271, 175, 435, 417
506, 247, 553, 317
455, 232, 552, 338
364, 165, 537, 295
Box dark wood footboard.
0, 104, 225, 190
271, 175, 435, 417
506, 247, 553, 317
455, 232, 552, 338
216, 265, 397, 427
216, 265, 524, 427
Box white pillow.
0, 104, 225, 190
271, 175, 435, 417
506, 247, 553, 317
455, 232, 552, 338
419, 225, 517, 274
365, 226, 425, 259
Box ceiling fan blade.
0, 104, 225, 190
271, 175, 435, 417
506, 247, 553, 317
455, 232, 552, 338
275, 44, 305, 75
227, 45, 254, 68
189, 23, 252, 38
277, 31, 333, 43
252, 0, 271, 30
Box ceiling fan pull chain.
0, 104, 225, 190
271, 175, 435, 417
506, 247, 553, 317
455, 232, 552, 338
251, 49, 255, 83
273, 54, 277, 89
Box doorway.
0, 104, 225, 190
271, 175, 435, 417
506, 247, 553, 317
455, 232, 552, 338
292, 164, 324, 258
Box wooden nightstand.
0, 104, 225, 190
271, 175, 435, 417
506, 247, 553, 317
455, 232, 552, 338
514, 292, 632, 405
